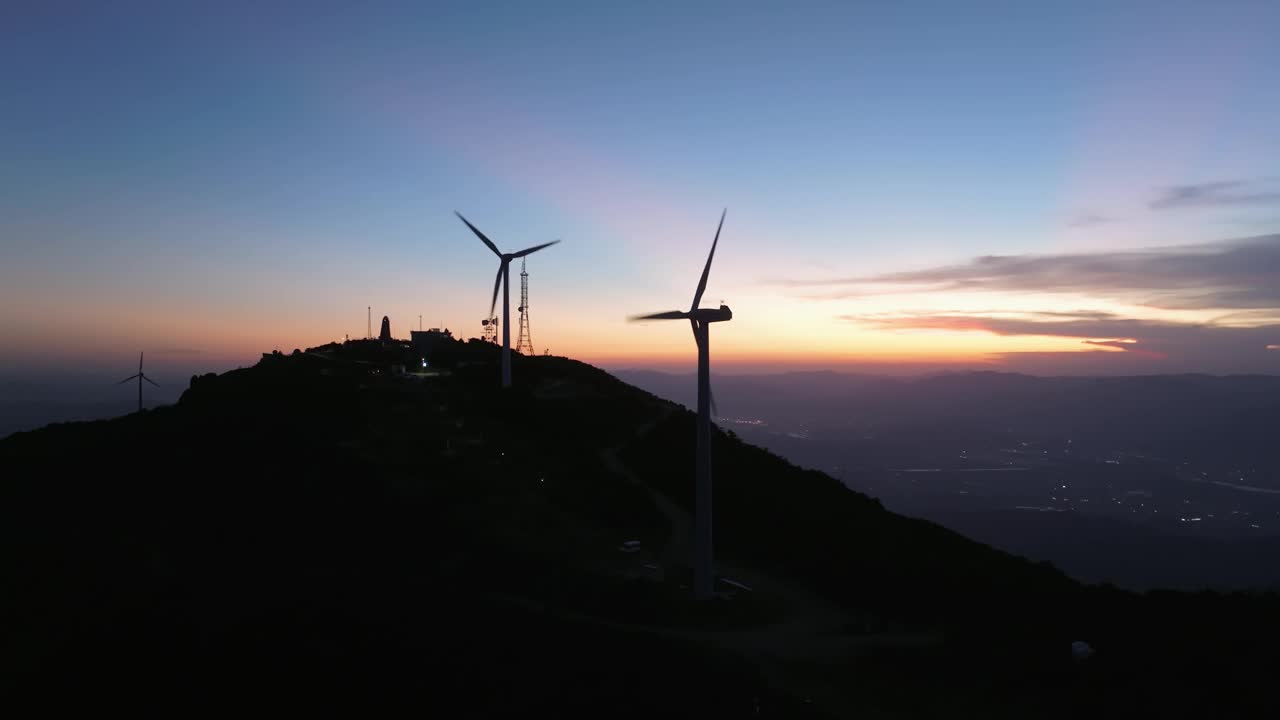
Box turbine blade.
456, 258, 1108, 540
119, 374, 140, 384
455, 211, 502, 257
139, 352, 144, 372
691, 209, 725, 311
629, 310, 688, 321
490, 263, 505, 320
710, 383, 719, 418
510, 239, 560, 258
143, 375, 160, 388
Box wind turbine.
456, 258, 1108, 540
118, 352, 159, 413
630, 209, 731, 600
455, 211, 559, 388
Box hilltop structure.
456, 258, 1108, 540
410, 328, 454, 355
379, 315, 392, 342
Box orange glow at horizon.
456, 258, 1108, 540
0, 280, 1205, 373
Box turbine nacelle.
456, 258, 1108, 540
698, 304, 733, 323
631, 305, 733, 324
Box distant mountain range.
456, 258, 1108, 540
614, 369, 1280, 468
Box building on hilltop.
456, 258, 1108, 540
410, 328, 454, 357
379, 316, 392, 342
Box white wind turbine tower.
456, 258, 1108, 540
118, 352, 160, 413
631, 209, 731, 600
455, 211, 559, 388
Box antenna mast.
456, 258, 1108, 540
516, 257, 534, 355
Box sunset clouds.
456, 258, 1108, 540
797, 235, 1280, 373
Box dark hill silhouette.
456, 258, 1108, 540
3, 339, 1278, 716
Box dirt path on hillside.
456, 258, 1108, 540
598, 409, 692, 570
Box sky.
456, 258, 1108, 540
3, 0, 1280, 381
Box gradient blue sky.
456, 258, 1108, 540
3, 1, 1280, 377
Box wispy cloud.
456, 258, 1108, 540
846, 311, 1169, 340
1150, 180, 1280, 210
1082, 339, 1140, 352
787, 234, 1280, 312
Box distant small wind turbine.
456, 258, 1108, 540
118, 352, 159, 413
455, 211, 559, 388
630, 209, 732, 600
